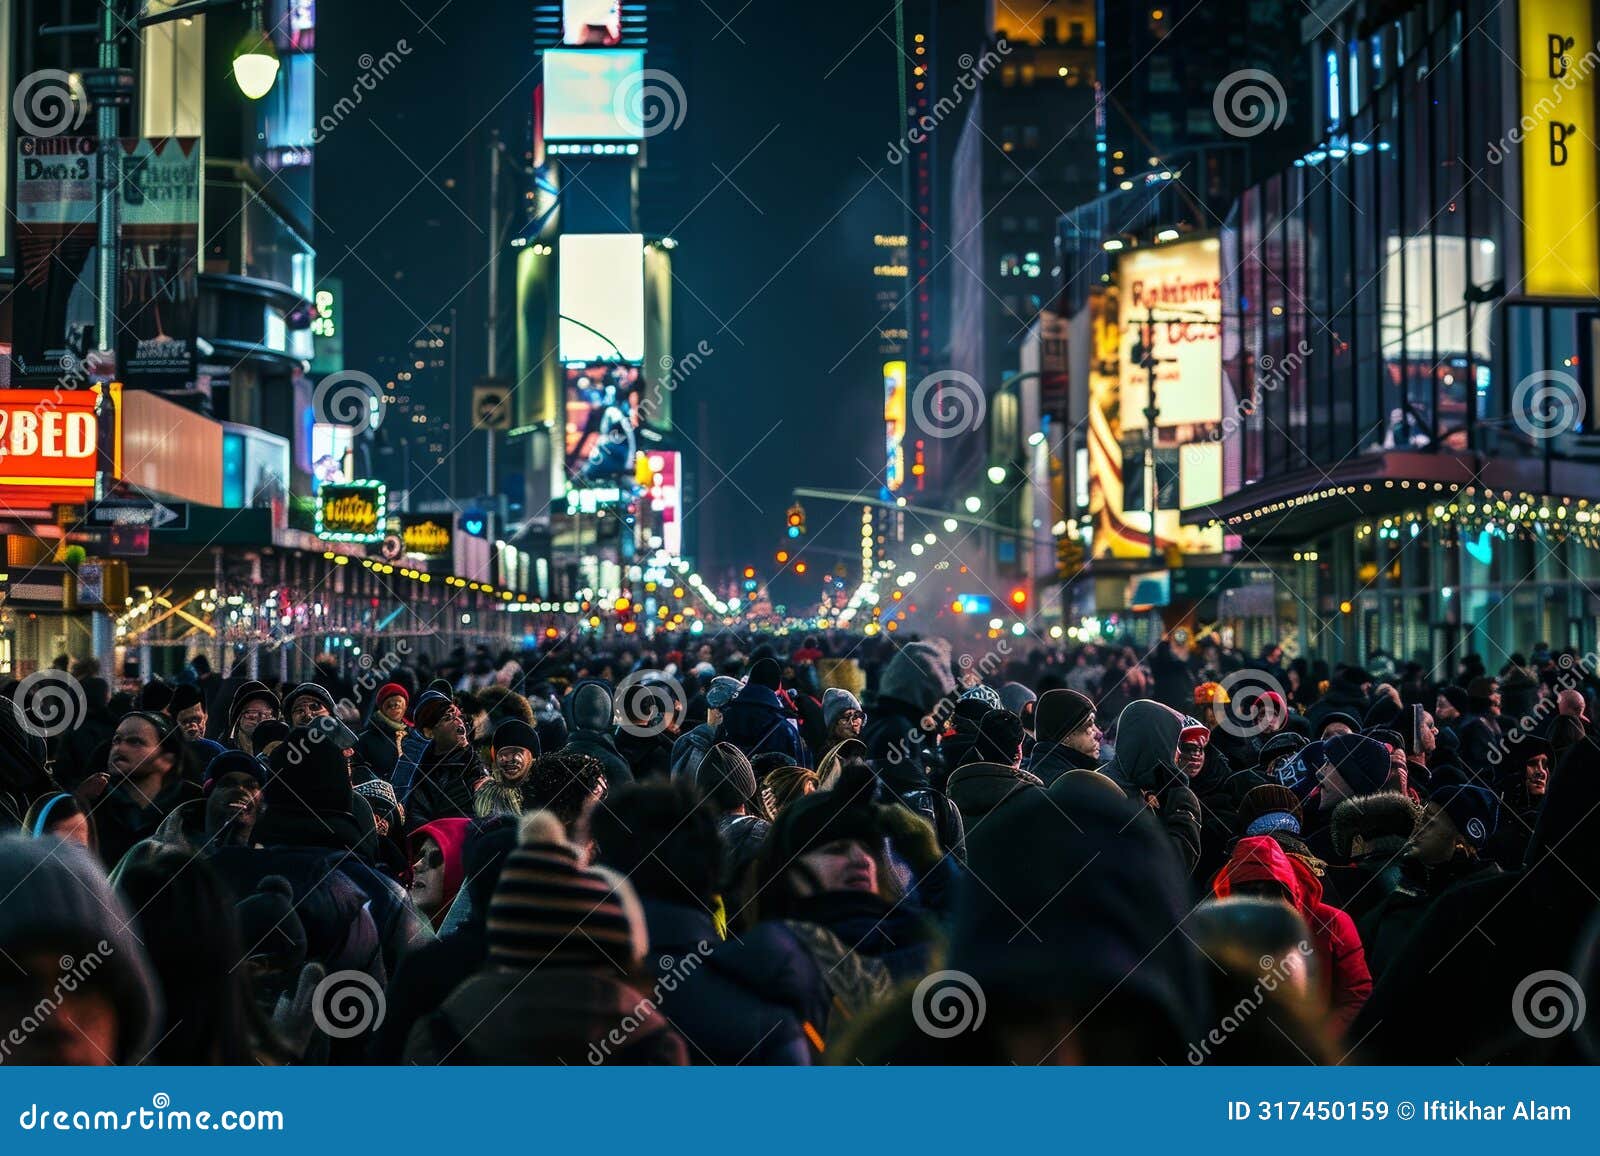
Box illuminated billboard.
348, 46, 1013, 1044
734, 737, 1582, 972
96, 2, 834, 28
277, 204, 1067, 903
0, 387, 118, 512
316, 480, 387, 543
400, 514, 453, 558
544, 49, 644, 141
1087, 252, 1224, 561
883, 360, 907, 492
564, 0, 622, 45
565, 363, 642, 483
310, 422, 354, 490
644, 450, 682, 555
559, 233, 645, 362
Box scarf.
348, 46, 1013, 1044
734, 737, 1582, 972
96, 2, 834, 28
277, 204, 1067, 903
373, 712, 408, 739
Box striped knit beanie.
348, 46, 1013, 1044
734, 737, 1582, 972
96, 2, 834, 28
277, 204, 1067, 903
486, 811, 647, 973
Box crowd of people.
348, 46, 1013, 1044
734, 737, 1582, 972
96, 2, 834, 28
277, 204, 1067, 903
0, 630, 1596, 1065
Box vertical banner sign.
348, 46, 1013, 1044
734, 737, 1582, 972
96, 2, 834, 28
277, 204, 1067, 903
11, 137, 98, 376
117, 138, 202, 385
1520, 0, 1599, 297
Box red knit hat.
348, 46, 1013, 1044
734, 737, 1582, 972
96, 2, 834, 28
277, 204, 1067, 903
375, 682, 409, 707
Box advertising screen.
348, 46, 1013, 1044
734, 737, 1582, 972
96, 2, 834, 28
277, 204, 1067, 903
310, 422, 354, 490
544, 49, 644, 141
0, 388, 110, 511
316, 480, 387, 543
883, 360, 907, 493
565, 364, 642, 483
564, 0, 622, 45
644, 450, 682, 555
1117, 238, 1222, 430
400, 514, 452, 558
559, 234, 645, 361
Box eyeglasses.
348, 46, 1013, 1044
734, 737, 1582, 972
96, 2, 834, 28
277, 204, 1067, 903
415, 848, 444, 871
238, 709, 274, 722
1178, 742, 1208, 757
842, 710, 865, 721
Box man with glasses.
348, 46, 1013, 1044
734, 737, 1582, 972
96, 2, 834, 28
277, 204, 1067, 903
283, 683, 339, 728
225, 681, 281, 757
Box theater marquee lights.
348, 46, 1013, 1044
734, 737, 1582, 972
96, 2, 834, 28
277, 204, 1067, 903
315, 480, 387, 543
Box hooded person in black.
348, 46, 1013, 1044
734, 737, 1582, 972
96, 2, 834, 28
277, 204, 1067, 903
1351, 735, 1600, 1062
860, 641, 964, 857
561, 678, 633, 786
0, 699, 56, 833
841, 769, 1208, 1063
1103, 700, 1203, 876
405, 690, 490, 829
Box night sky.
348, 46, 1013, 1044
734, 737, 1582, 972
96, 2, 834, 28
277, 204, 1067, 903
317, 2, 910, 589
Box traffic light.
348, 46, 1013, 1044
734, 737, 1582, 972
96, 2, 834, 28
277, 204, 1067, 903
776, 550, 790, 563
786, 504, 806, 538
795, 562, 808, 575
743, 567, 756, 579
1009, 587, 1028, 609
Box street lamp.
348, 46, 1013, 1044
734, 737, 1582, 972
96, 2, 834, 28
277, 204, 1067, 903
964, 495, 982, 513
232, 22, 281, 100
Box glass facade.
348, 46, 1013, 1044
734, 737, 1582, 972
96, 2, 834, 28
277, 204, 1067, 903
1214, 0, 1600, 672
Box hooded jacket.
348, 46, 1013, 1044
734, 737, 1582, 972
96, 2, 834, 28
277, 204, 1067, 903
947, 761, 1043, 822
1213, 835, 1373, 1036
1351, 735, 1600, 1062
561, 679, 633, 786
716, 683, 809, 766
1102, 700, 1204, 875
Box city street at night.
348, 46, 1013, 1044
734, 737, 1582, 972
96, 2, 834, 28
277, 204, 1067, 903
0, 0, 1598, 1142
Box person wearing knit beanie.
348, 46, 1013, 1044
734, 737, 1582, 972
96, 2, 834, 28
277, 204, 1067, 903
1426, 784, 1500, 854
283, 682, 338, 727
409, 817, 472, 930
1316, 712, 1361, 739
1237, 783, 1305, 838
1257, 731, 1307, 777
959, 683, 1003, 713
226, 680, 280, 754
235, 875, 308, 969
705, 675, 742, 713
697, 742, 767, 820
263, 723, 355, 816
747, 657, 783, 691
412, 690, 456, 731
475, 718, 543, 818
821, 688, 864, 742
1434, 685, 1468, 725
251, 719, 290, 760
1315, 733, 1392, 811
999, 682, 1037, 727
354, 778, 404, 832
140, 678, 175, 714
1035, 688, 1095, 744
402, 812, 686, 1064
1362, 695, 1403, 732
972, 708, 1026, 769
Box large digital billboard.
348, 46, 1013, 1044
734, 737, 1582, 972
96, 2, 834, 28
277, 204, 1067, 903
644, 450, 682, 556
316, 480, 387, 543
883, 360, 907, 492
544, 49, 644, 142
565, 363, 642, 483
1117, 238, 1223, 429
559, 233, 645, 362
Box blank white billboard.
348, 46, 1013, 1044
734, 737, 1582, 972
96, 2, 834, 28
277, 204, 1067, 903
559, 234, 645, 363
544, 49, 644, 141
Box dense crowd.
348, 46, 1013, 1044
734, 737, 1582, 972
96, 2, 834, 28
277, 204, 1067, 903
0, 631, 1596, 1065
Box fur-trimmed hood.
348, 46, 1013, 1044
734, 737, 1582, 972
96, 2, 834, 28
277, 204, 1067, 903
1330, 790, 1422, 862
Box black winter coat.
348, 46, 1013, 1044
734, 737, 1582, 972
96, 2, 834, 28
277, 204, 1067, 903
564, 730, 634, 786
642, 900, 822, 1064
405, 742, 486, 829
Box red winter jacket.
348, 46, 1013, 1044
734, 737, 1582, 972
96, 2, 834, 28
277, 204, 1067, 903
1213, 835, 1374, 1036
